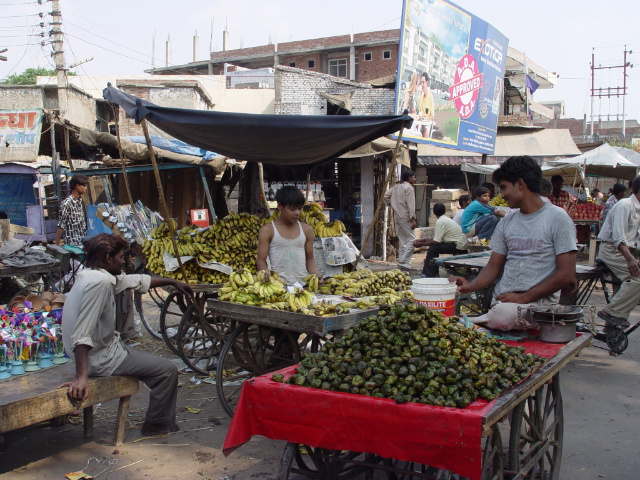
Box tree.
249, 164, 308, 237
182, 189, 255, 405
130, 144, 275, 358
1, 67, 75, 85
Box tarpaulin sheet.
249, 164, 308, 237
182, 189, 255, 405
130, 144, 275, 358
0, 173, 36, 226
103, 85, 412, 167
223, 339, 565, 480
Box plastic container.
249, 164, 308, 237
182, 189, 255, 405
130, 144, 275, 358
411, 278, 458, 318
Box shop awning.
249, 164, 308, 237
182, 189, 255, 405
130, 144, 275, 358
339, 137, 410, 167
417, 128, 580, 165
103, 85, 412, 167
545, 143, 639, 180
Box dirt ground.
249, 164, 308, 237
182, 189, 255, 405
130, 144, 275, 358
1, 254, 639, 480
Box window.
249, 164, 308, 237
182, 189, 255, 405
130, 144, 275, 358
364, 52, 372, 61
308, 59, 315, 68
289, 62, 296, 67
329, 58, 347, 78
383, 50, 391, 59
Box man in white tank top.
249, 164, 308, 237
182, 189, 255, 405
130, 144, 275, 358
257, 186, 321, 286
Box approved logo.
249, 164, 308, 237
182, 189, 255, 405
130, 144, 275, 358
449, 54, 484, 119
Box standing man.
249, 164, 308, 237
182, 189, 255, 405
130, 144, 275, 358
55, 174, 89, 246
384, 170, 417, 269
450, 156, 577, 331
62, 233, 194, 436
596, 176, 640, 328
600, 183, 627, 228
414, 203, 468, 277
257, 186, 321, 285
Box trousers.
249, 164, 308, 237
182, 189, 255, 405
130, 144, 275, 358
473, 215, 500, 239
422, 243, 467, 277
395, 218, 415, 265
599, 242, 640, 319
112, 344, 178, 424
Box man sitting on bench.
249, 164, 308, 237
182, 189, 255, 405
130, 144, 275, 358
62, 233, 193, 436
414, 203, 468, 277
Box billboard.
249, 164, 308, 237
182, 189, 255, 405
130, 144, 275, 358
0, 109, 43, 162
395, 0, 508, 154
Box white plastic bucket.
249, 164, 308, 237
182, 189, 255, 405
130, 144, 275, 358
411, 278, 458, 318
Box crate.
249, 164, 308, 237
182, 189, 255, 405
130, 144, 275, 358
431, 189, 467, 202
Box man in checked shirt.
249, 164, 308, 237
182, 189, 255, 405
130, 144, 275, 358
55, 174, 89, 246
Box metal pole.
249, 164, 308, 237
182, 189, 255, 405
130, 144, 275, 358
51, 0, 67, 117
590, 49, 595, 139
622, 46, 627, 140
49, 121, 63, 202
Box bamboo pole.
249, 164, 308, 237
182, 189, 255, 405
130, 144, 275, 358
354, 126, 405, 268
257, 162, 270, 215
140, 117, 189, 282
112, 105, 136, 208
306, 169, 312, 203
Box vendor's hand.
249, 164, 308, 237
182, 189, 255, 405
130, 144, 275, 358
627, 258, 640, 278
413, 239, 425, 247
60, 376, 89, 402
449, 275, 473, 294
172, 280, 194, 298
495, 292, 529, 304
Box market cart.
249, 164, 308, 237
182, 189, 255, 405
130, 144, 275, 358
206, 298, 378, 417
223, 332, 593, 480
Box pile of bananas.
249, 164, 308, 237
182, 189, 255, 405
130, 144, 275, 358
340, 291, 413, 310
303, 273, 320, 293
488, 194, 508, 207
300, 203, 346, 238
319, 269, 412, 297
219, 268, 323, 313
142, 213, 268, 284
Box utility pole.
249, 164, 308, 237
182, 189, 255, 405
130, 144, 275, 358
590, 46, 633, 141
50, 0, 67, 201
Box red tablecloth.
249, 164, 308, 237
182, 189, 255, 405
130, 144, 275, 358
223, 339, 565, 480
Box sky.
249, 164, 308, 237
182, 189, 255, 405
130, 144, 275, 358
1, 0, 638, 123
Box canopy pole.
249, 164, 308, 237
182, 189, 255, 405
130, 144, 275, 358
140, 117, 189, 283
305, 169, 312, 204
199, 166, 217, 221
257, 162, 270, 216
354, 126, 405, 268
464, 171, 471, 195
112, 105, 136, 209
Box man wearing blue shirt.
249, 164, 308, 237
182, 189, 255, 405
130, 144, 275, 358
460, 187, 506, 239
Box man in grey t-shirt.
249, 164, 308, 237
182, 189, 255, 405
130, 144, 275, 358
450, 156, 577, 330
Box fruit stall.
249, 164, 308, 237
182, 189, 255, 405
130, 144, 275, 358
222, 302, 594, 480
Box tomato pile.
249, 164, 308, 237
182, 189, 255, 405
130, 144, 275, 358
570, 202, 603, 220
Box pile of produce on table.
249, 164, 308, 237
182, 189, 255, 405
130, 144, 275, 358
489, 194, 508, 207
570, 201, 603, 221
142, 213, 267, 283
275, 301, 544, 407
318, 268, 412, 297
218, 269, 412, 316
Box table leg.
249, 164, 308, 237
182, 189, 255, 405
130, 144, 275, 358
83, 406, 94, 438
114, 395, 131, 446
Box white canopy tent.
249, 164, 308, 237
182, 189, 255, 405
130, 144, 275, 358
545, 143, 639, 181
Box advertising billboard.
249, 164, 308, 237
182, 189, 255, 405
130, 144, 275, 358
0, 109, 43, 162
395, 0, 508, 154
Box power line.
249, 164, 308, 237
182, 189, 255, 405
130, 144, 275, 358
63, 32, 155, 67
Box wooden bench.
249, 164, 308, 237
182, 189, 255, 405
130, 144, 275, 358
0, 362, 139, 446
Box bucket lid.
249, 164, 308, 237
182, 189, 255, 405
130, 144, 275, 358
412, 278, 450, 286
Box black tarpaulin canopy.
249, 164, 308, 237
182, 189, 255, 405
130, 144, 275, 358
103, 84, 412, 167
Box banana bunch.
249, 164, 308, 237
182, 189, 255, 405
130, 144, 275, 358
318, 269, 412, 297
303, 274, 320, 293
296, 300, 350, 317
301, 203, 328, 228
150, 219, 178, 239
489, 194, 508, 207
142, 213, 269, 284
284, 288, 314, 311
314, 220, 346, 238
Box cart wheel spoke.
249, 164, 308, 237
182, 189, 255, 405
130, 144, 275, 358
135, 286, 171, 341
217, 324, 301, 418
160, 292, 189, 354
508, 375, 563, 480
177, 302, 231, 375
277, 443, 377, 480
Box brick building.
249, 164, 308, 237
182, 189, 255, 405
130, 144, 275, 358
148, 30, 400, 83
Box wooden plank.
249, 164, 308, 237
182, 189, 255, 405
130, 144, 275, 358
83, 405, 94, 438
0, 259, 61, 278
114, 396, 131, 446
207, 299, 377, 336
0, 362, 139, 435
481, 333, 592, 432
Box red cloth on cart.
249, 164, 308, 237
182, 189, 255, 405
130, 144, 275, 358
223, 339, 565, 480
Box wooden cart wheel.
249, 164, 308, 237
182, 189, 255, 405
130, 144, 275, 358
177, 300, 231, 375
216, 324, 301, 418
134, 286, 170, 341
481, 424, 504, 480
277, 443, 377, 480
159, 290, 189, 355
508, 375, 563, 480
